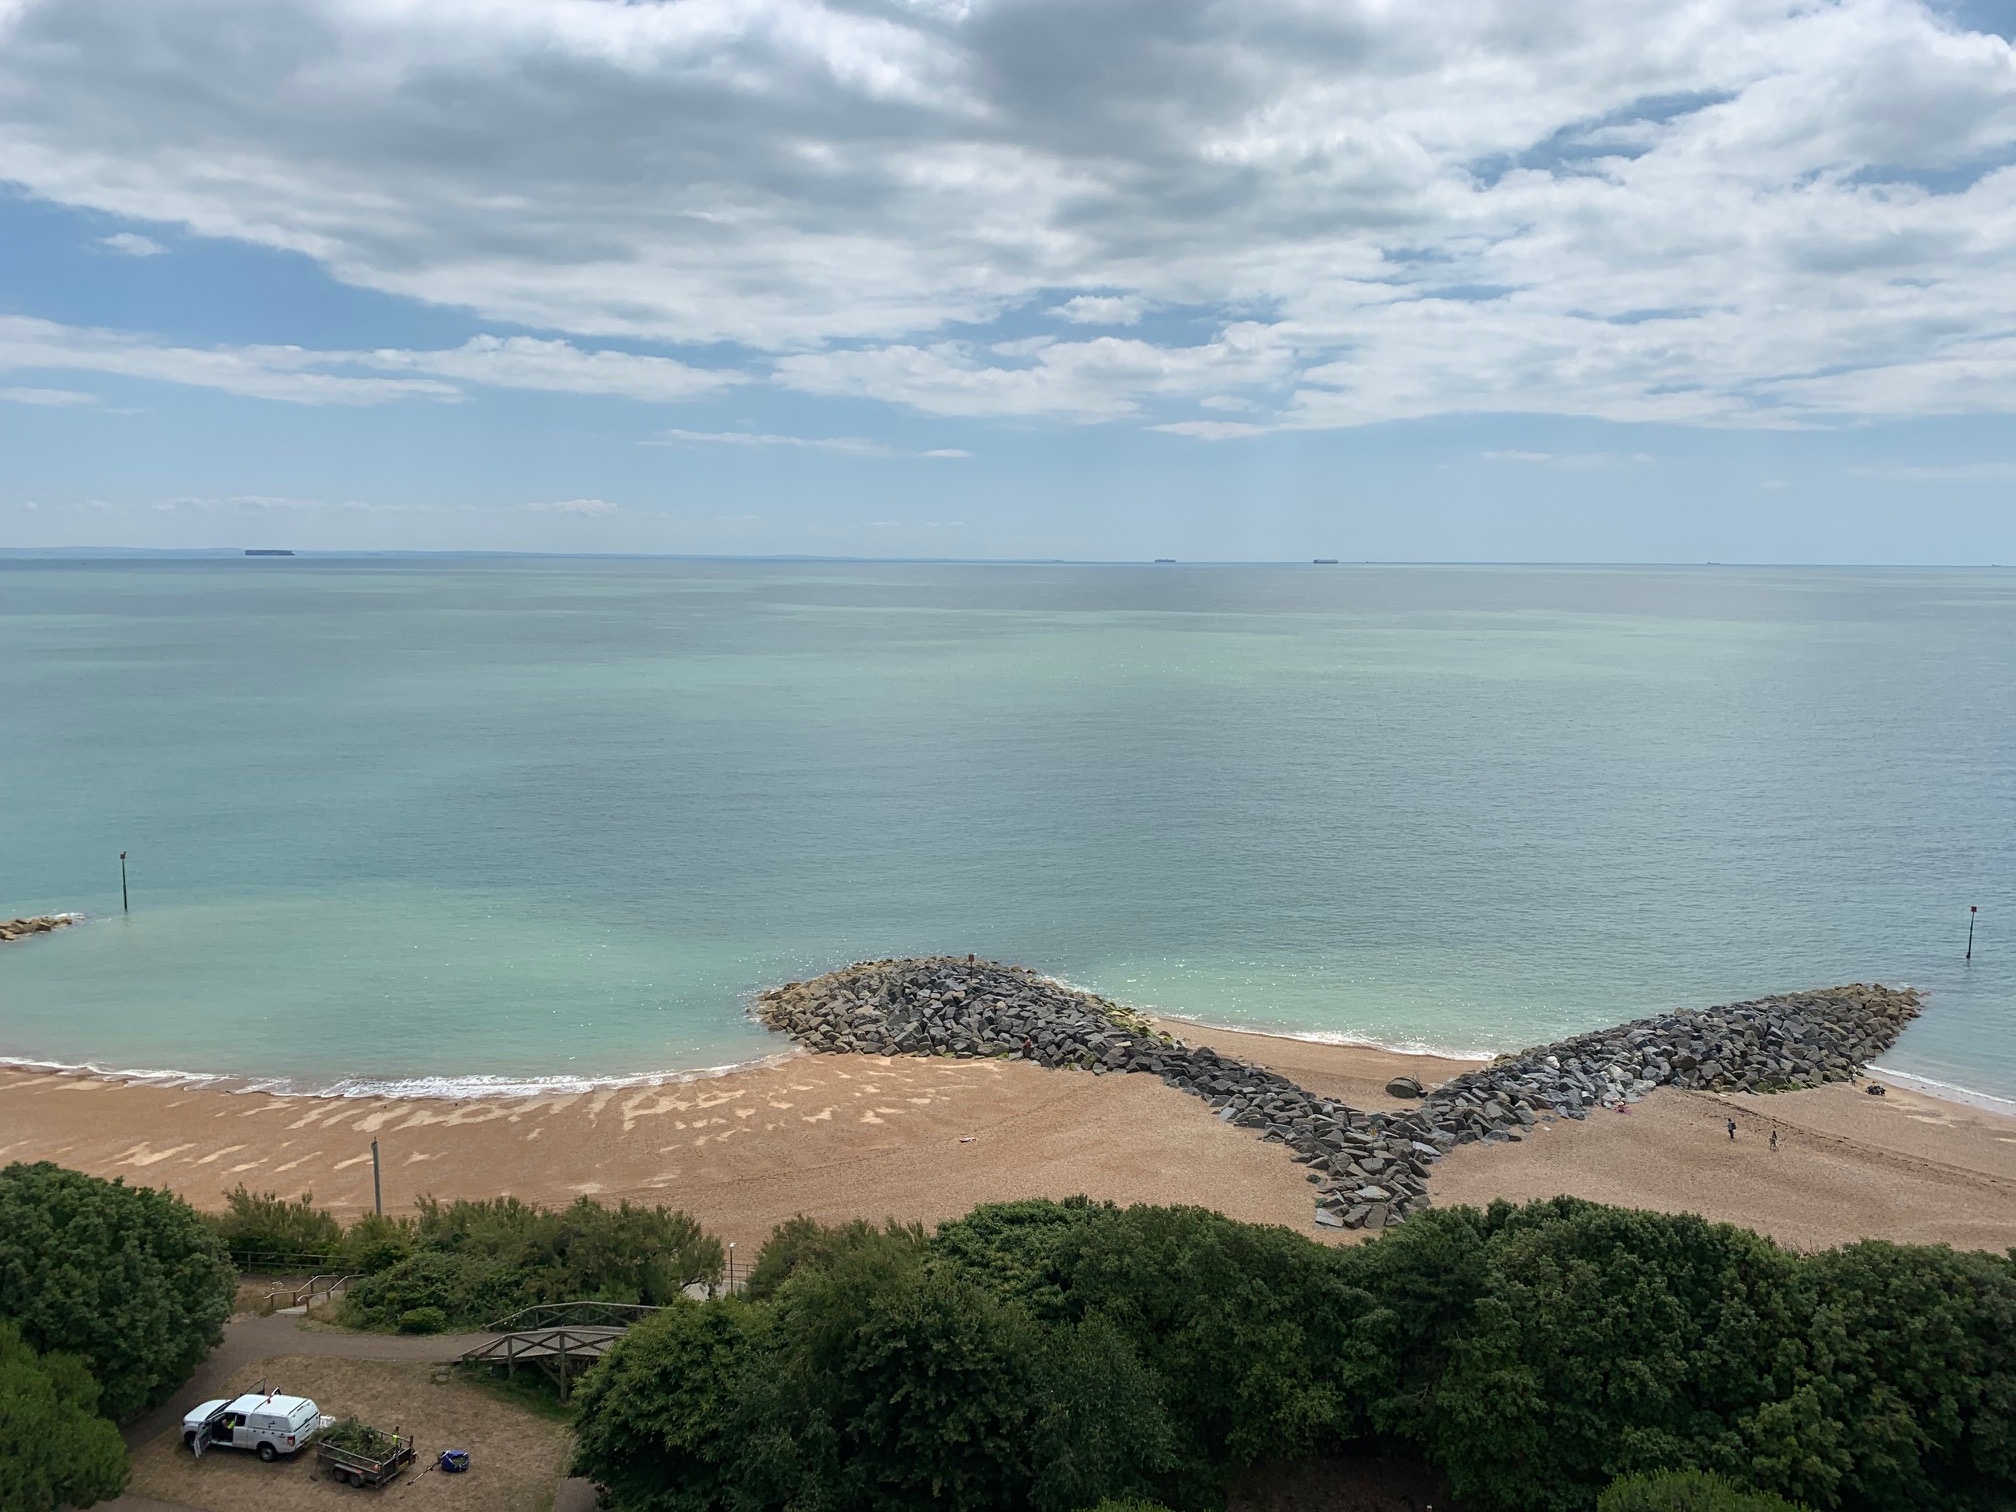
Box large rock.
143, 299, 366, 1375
0, 914, 80, 943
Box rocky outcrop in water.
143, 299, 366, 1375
755, 959, 1921, 1232
0, 914, 79, 943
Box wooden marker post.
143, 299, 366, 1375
371, 1139, 383, 1217
1968, 905, 1977, 962
120, 852, 128, 914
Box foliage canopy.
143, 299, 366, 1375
0, 1319, 129, 1512
341, 1194, 722, 1329
570, 1196, 2016, 1512
0, 1162, 234, 1420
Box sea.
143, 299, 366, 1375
1, 557, 2010, 1102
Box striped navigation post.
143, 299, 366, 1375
1967, 905, 1978, 962
120, 852, 128, 914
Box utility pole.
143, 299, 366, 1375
120, 852, 128, 914
371, 1139, 382, 1217
1967, 905, 1977, 962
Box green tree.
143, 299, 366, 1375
744, 1214, 925, 1301
0, 1162, 233, 1420
1768, 1241, 2016, 1510
1027, 1312, 1174, 1512
340, 1195, 723, 1329
1334, 1201, 1500, 1444
1599, 1469, 1810, 1511
570, 1299, 771, 1512
0, 1319, 129, 1511
1420, 1201, 1804, 1512
573, 1223, 1176, 1512
936, 1199, 1379, 1483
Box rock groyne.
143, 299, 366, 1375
755, 958, 1921, 1231
0, 914, 79, 943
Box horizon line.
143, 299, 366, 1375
0, 547, 2010, 570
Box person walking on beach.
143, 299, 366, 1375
1770, 1129, 1779, 1152
1726, 1117, 1737, 1141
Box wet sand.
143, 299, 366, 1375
5, 1024, 2014, 1254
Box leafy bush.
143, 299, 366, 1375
0, 1319, 129, 1511
742, 1215, 924, 1300
205, 1186, 344, 1270
1599, 1470, 1810, 1511
340, 1196, 721, 1330
342, 1251, 518, 1331
335, 1212, 417, 1275
0, 1162, 234, 1420
397, 1306, 448, 1335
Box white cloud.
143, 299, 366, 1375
0, 384, 97, 405
359, 336, 739, 403
0, 315, 459, 405
0, 316, 738, 406
527, 497, 618, 515
1053, 295, 1147, 326
0, 0, 2014, 426
98, 231, 164, 256
1152, 420, 1271, 439
776, 326, 1293, 418
1482, 449, 1654, 467
646, 428, 970, 457
154, 493, 380, 511
646, 427, 893, 455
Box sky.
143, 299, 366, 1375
2, 0, 2016, 562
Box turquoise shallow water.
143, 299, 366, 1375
0, 558, 2010, 1099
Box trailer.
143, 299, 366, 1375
316, 1432, 416, 1488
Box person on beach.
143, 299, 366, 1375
1770, 1129, 1779, 1152
1727, 1117, 1737, 1141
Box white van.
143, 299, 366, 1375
182, 1392, 327, 1460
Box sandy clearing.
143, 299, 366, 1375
124, 1355, 568, 1512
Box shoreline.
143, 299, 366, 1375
5, 1023, 2014, 1257
0, 1048, 806, 1102
3, 1018, 2010, 1123
1864, 1065, 2016, 1119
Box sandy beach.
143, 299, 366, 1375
5, 1020, 2014, 1256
